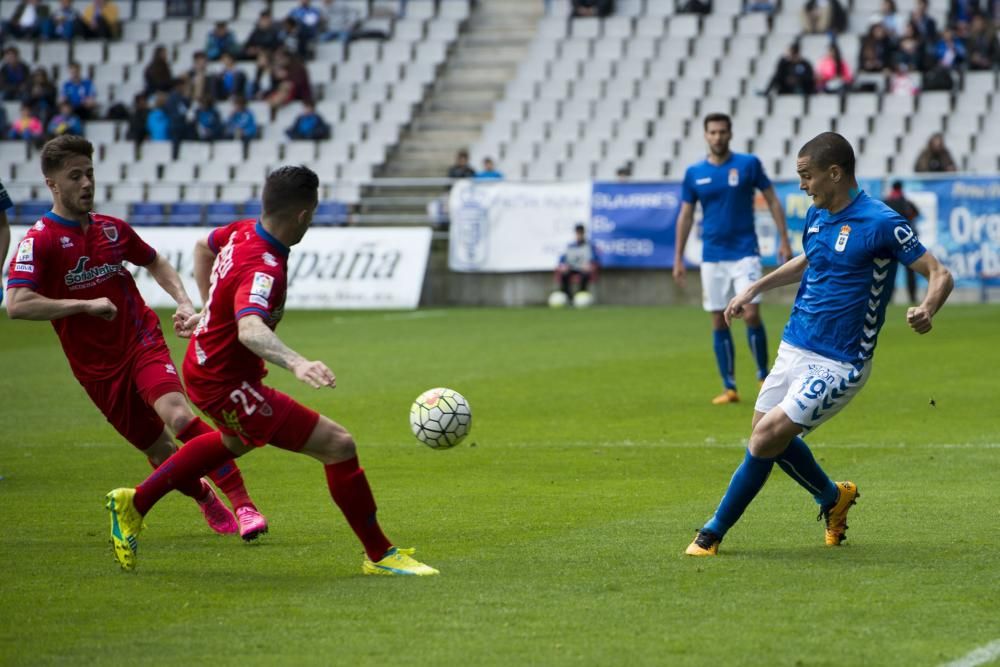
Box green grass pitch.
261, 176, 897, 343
1, 304, 998, 666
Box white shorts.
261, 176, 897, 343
755, 342, 872, 433
700, 256, 763, 312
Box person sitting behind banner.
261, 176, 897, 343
553, 224, 599, 307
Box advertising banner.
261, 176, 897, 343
449, 179, 591, 272
4, 226, 433, 309
589, 181, 682, 268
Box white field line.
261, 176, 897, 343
498, 440, 1000, 450
940, 639, 1000, 667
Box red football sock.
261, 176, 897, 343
177, 417, 256, 510
324, 457, 392, 561
135, 431, 234, 515
146, 458, 208, 502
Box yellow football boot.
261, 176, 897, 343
106, 488, 145, 571
362, 547, 439, 576
820, 481, 859, 546
712, 389, 740, 405
685, 530, 721, 556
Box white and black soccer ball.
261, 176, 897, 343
409, 388, 472, 449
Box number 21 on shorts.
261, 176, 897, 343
229, 381, 273, 417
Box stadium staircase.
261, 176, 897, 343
358, 0, 542, 224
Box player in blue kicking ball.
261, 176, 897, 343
674, 113, 793, 405
686, 132, 954, 556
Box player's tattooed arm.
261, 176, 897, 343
6, 288, 117, 321
905, 252, 953, 334
237, 315, 336, 389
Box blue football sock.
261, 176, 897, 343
712, 328, 736, 390
703, 449, 775, 537
776, 437, 839, 507
747, 324, 769, 380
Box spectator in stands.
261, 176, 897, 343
570, 0, 614, 18
966, 14, 999, 69
79, 0, 119, 40
763, 42, 815, 96
858, 23, 896, 73
143, 46, 175, 97
165, 76, 192, 145
126, 92, 149, 146
0, 105, 7, 136
475, 158, 503, 180
242, 10, 282, 61
206, 20, 240, 62
4, 0, 52, 39
914, 133, 958, 172
22, 67, 57, 122
166, 0, 194, 18
285, 101, 330, 140
214, 53, 249, 101
278, 17, 311, 59
883, 180, 922, 304
909, 0, 939, 41
61, 62, 97, 121
266, 48, 313, 111
288, 0, 323, 45
678, 0, 711, 14
447, 151, 476, 178
556, 224, 598, 301
873, 0, 906, 38
616, 166, 632, 181
146, 93, 172, 142
51, 0, 79, 40
319, 0, 361, 43
816, 42, 854, 93
224, 95, 257, 141
801, 0, 846, 34
185, 51, 216, 104
1, 47, 30, 102
894, 23, 929, 71
934, 28, 967, 69
193, 95, 223, 141
7, 103, 43, 143
889, 62, 920, 95
47, 99, 83, 137
947, 0, 982, 30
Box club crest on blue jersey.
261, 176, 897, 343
835, 225, 851, 252
728, 168, 739, 186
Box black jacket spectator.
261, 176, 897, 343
765, 43, 816, 95
914, 134, 958, 172
5, 1, 51, 39
947, 0, 983, 28
858, 24, 896, 72
967, 15, 999, 70
213, 53, 248, 101
571, 0, 615, 18
909, 0, 938, 40
126, 93, 149, 145
144, 46, 175, 96
0, 47, 31, 102
21, 68, 57, 123
447, 151, 476, 178
242, 11, 282, 61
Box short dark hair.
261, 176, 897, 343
40, 135, 94, 176
703, 113, 732, 131
797, 132, 856, 177
891, 179, 903, 190
574, 223, 585, 233
262, 165, 319, 218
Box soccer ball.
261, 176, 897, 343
409, 388, 472, 449
573, 290, 593, 308
548, 291, 569, 308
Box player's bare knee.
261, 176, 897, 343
154, 392, 195, 435
711, 312, 728, 330
327, 425, 357, 461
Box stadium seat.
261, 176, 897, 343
169, 203, 205, 226
13, 201, 50, 225
313, 201, 347, 226
130, 203, 166, 226
206, 202, 239, 227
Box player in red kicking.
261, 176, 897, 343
5, 136, 267, 539
106, 165, 438, 575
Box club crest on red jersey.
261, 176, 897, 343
102, 223, 118, 243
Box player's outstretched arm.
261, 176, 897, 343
237, 314, 336, 389
673, 202, 695, 286
143, 252, 197, 336
904, 252, 953, 334
6, 287, 117, 321
762, 187, 793, 263
724, 253, 809, 325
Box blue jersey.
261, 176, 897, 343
783, 191, 926, 364
681, 152, 772, 262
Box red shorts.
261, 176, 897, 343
80, 342, 184, 450
187, 379, 320, 451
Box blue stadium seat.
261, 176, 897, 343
242, 201, 263, 219
130, 203, 166, 226
169, 203, 204, 227
206, 203, 239, 227
313, 201, 347, 226
13, 201, 51, 225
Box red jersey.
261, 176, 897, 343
6, 211, 162, 382
183, 219, 288, 398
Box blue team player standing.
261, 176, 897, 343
685, 133, 954, 556
674, 113, 793, 405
